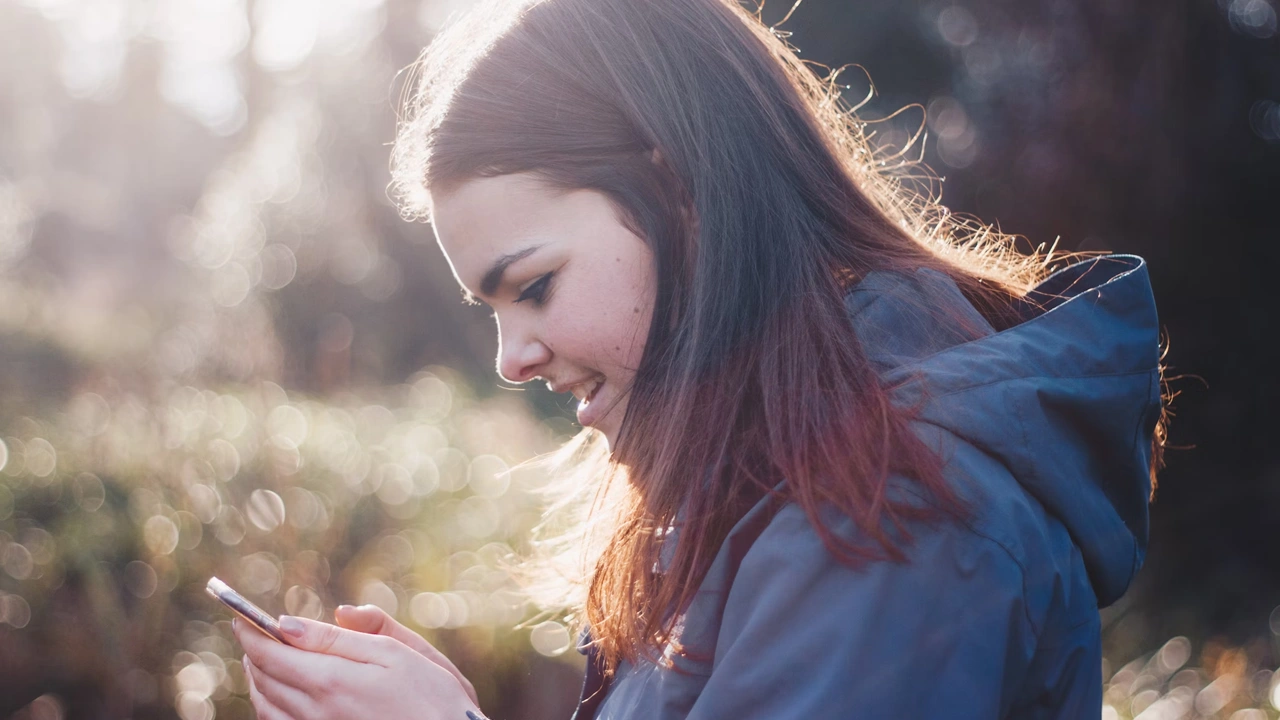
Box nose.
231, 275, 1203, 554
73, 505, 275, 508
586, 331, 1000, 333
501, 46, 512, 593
496, 317, 551, 384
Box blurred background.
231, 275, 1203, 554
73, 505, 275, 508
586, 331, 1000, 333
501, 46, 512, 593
0, 0, 1276, 718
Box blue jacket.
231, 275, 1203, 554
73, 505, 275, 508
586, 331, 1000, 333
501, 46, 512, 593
572, 254, 1163, 719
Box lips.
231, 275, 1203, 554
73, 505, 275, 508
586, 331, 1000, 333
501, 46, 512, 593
548, 376, 606, 426
579, 378, 602, 403
575, 378, 605, 427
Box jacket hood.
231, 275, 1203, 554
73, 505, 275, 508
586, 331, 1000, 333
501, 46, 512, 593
844, 254, 1163, 607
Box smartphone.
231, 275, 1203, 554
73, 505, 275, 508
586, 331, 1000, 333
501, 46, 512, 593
206, 576, 291, 645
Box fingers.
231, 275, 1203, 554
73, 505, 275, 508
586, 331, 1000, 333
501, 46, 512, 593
235, 617, 350, 691
334, 604, 479, 706
333, 604, 380, 633
275, 614, 403, 665
238, 621, 383, 719
242, 620, 484, 720
335, 605, 434, 656
245, 655, 295, 720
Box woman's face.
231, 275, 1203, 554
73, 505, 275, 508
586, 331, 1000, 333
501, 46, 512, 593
429, 172, 656, 449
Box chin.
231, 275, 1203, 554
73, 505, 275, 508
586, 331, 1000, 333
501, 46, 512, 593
588, 404, 626, 453
595, 427, 614, 452
589, 421, 616, 452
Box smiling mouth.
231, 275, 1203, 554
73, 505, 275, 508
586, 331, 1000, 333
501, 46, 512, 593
574, 378, 603, 407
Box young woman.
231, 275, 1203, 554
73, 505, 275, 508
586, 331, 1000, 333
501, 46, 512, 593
234, 0, 1169, 717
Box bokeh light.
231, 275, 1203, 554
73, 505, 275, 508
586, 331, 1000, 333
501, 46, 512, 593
0, 0, 1270, 718
530, 620, 572, 657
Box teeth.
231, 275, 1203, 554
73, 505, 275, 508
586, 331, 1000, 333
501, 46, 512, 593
574, 379, 601, 403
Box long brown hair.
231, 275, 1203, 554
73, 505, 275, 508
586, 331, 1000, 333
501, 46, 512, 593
390, 0, 1154, 676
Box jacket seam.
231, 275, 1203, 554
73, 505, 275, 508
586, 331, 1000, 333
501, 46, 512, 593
896, 483, 1042, 642
901, 368, 1157, 405
1033, 613, 1100, 652
1126, 370, 1160, 585
871, 255, 1146, 369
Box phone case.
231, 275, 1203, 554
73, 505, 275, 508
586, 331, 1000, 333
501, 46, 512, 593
206, 576, 289, 644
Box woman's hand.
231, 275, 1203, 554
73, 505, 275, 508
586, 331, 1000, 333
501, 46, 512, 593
332, 604, 478, 706
234, 613, 483, 720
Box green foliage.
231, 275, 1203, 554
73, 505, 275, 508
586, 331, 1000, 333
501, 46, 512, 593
0, 0, 1272, 718
0, 372, 583, 719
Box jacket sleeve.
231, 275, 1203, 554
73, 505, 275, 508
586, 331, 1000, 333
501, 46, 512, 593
684, 501, 1040, 720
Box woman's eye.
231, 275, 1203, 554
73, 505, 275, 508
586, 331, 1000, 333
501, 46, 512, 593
514, 272, 554, 306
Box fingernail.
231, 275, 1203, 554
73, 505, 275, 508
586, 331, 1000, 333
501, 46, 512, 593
336, 604, 354, 613
232, 617, 239, 632
279, 616, 305, 638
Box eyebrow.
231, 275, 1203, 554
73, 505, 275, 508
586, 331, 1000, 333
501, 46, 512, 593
476, 243, 545, 299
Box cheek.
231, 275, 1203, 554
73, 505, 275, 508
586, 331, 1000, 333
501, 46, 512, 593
599, 257, 654, 370
552, 296, 645, 371
557, 256, 653, 372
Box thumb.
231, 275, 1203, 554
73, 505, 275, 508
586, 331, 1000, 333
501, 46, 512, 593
335, 604, 437, 658
335, 604, 478, 706
276, 615, 400, 665
334, 604, 384, 633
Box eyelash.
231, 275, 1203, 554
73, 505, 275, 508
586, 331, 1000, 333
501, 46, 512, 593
514, 271, 555, 307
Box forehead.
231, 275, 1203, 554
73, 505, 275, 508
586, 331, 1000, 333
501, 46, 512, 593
430, 173, 561, 263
